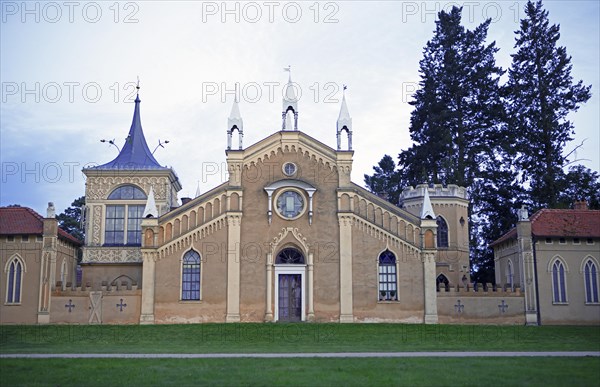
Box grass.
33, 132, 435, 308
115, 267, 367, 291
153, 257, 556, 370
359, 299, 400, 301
1, 323, 599, 354
1, 357, 599, 386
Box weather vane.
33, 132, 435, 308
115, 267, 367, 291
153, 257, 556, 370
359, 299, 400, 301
136, 76, 140, 91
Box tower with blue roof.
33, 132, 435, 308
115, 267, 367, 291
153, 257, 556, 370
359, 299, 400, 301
81, 88, 181, 286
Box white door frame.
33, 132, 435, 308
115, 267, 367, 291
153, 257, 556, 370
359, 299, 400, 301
274, 265, 306, 322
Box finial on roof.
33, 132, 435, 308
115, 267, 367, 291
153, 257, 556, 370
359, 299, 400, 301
420, 187, 436, 220
336, 85, 352, 150
92, 81, 166, 170
135, 76, 140, 102
195, 181, 201, 198
282, 66, 298, 130
46, 202, 56, 218
143, 186, 158, 218
227, 83, 244, 150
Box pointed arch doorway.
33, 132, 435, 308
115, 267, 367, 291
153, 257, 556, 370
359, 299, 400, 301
274, 247, 306, 322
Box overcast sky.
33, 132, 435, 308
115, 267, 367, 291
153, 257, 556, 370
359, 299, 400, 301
1, 1, 598, 215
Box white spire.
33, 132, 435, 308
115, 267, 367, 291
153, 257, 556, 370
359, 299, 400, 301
420, 187, 436, 220
228, 96, 243, 132
282, 66, 298, 130
195, 181, 201, 198
336, 86, 353, 150
143, 186, 158, 218
227, 87, 244, 150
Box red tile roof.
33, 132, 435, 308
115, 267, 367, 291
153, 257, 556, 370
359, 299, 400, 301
491, 208, 600, 246
0, 206, 82, 246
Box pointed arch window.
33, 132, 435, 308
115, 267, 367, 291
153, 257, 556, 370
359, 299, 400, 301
181, 250, 201, 301
436, 216, 449, 248
5, 256, 24, 304
378, 250, 398, 301
583, 259, 599, 304
105, 185, 146, 246
552, 260, 567, 303
436, 274, 449, 292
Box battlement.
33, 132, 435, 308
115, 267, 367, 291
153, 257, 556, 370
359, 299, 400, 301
437, 283, 523, 297
401, 184, 468, 201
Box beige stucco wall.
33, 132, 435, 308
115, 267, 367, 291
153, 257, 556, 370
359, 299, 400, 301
535, 238, 600, 325
0, 236, 42, 324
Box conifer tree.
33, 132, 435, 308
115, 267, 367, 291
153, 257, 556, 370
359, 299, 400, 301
56, 196, 85, 241
364, 155, 403, 205
506, 0, 591, 209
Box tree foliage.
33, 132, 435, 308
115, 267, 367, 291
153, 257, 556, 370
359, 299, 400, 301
56, 196, 85, 241
364, 1, 596, 283
506, 0, 592, 209
364, 155, 403, 205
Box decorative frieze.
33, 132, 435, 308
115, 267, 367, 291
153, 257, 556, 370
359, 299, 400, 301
86, 176, 170, 201
82, 246, 142, 263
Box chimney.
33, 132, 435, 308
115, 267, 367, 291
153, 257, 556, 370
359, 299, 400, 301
574, 200, 588, 210
181, 197, 192, 205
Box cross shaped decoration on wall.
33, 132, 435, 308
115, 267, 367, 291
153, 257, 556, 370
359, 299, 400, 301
454, 300, 465, 313
498, 300, 509, 313
116, 299, 127, 312
65, 299, 75, 313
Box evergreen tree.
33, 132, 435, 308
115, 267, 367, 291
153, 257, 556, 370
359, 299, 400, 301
506, 0, 592, 209
364, 155, 403, 205
558, 165, 600, 209
56, 196, 85, 241
400, 6, 504, 188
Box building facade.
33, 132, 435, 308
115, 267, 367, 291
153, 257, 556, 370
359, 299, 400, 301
492, 204, 600, 325
0, 205, 81, 323
2, 73, 537, 325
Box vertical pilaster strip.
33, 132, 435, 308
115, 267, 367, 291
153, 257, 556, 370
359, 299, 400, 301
140, 252, 156, 324
517, 220, 538, 325
422, 251, 438, 324
338, 214, 354, 322
226, 213, 242, 322
265, 252, 273, 321
307, 252, 315, 321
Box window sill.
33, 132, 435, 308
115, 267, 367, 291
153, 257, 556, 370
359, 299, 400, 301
4, 303, 22, 306
377, 300, 400, 304
584, 302, 600, 306
179, 300, 202, 304
552, 302, 569, 305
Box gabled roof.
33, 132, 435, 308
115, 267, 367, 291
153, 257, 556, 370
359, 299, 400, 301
490, 208, 600, 247
0, 207, 82, 246
91, 95, 167, 170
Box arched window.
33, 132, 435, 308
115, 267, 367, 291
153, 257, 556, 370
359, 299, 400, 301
107, 185, 147, 200
552, 260, 567, 303
584, 259, 599, 303
436, 274, 449, 292
105, 185, 146, 246
436, 216, 449, 248
276, 248, 305, 264
378, 250, 397, 301
181, 250, 201, 301
5, 256, 24, 304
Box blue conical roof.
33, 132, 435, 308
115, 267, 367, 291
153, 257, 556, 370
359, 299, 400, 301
93, 95, 166, 170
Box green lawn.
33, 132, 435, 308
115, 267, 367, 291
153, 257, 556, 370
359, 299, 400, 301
1, 357, 599, 386
1, 323, 599, 354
